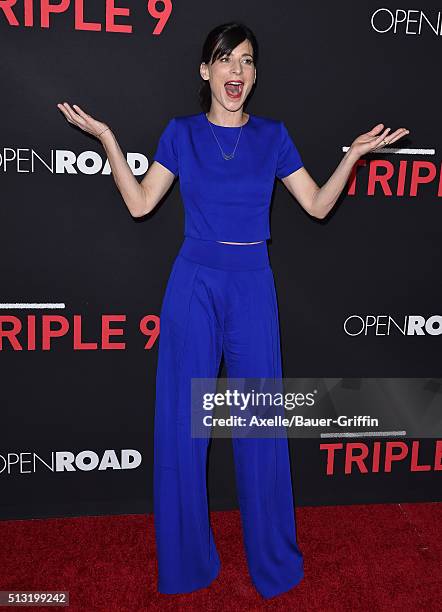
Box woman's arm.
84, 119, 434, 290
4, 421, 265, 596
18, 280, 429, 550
281, 123, 409, 220
57, 102, 175, 218
100, 128, 175, 217
281, 149, 358, 220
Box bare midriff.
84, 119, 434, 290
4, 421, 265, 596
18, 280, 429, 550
216, 241, 264, 245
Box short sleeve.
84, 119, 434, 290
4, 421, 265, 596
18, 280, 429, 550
275, 120, 303, 179
153, 117, 179, 177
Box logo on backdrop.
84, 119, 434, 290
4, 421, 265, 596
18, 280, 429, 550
348, 157, 442, 198
0, 148, 149, 175
1, 443, 440, 476
371, 8, 442, 36
343, 314, 442, 336
0, 1, 173, 35
0, 314, 159, 351
0, 449, 142, 475
320, 440, 442, 474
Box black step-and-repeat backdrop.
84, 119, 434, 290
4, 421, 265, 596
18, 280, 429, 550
1, 2, 441, 520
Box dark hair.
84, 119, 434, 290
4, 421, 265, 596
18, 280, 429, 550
198, 22, 259, 113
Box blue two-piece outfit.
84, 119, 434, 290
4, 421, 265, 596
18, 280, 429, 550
152, 111, 304, 599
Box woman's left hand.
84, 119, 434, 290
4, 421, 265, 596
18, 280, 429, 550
349, 123, 410, 158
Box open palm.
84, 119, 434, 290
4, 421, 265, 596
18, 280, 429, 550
350, 123, 409, 157
57, 102, 110, 139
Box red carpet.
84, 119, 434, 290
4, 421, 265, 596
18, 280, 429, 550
0, 503, 440, 611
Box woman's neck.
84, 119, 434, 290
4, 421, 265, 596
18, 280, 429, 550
206, 110, 249, 128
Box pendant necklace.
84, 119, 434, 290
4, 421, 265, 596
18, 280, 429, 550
205, 113, 245, 160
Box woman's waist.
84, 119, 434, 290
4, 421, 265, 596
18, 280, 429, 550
177, 236, 270, 271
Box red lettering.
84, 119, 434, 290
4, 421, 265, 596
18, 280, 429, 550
42, 316, 70, 350
28, 315, 36, 350
397, 159, 407, 196
24, 0, 33, 26
140, 314, 160, 349
367, 160, 394, 196
0, 0, 173, 33
102, 315, 126, 349
346, 159, 366, 196
0, 316, 22, 350
372, 440, 381, 472
435, 440, 442, 470
105, 0, 131, 33
384, 441, 408, 471
75, 0, 101, 32
345, 442, 369, 474
0, 314, 139, 349
410, 440, 431, 471
347, 158, 442, 198
319, 443, 343, 475
41, 0, 70, 29
410, 161, 437, 197
321, 440, 442, 475
148, 0, 172, 36
0, 0, 18, 25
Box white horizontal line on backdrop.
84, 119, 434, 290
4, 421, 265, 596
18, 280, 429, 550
0, 303, 66, 309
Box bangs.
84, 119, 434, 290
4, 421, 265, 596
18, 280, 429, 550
210, 29, 253, 64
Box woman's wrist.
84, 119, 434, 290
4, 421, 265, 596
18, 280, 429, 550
98, 127, 114, 145
345, 145, 359, 163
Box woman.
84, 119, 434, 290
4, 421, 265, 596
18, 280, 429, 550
57, 21, 409, 600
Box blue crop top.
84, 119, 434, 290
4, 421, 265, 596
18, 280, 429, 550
152, 111, 303, 242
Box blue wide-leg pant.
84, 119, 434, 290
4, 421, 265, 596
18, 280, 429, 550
153, 236, 304, 599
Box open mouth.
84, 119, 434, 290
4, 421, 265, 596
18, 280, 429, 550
224, 81, 244, 99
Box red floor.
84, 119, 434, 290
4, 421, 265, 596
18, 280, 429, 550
0, 503, 440, 611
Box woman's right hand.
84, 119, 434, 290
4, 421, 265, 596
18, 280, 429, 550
57, 102, 111, 141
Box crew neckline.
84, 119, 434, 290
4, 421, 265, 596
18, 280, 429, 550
203, 112, 252, 129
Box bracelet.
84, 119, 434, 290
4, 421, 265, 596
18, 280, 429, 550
98, 127, 110, 137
